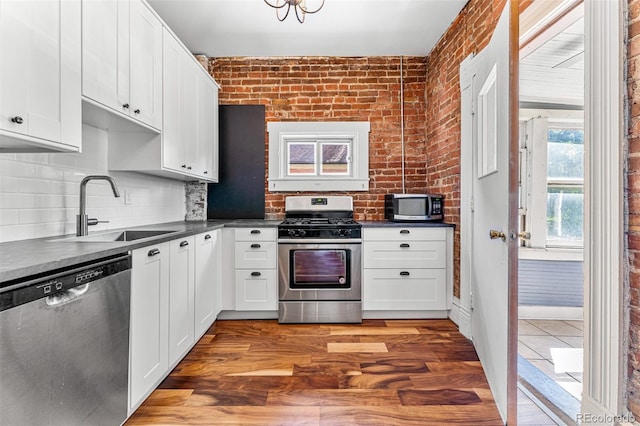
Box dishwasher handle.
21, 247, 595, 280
45, 284, 90, 307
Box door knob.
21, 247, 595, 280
518, 231, 531, 240
489, 230, 506, 241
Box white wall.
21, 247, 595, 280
0, 125, 186, 243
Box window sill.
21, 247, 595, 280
268, 178, 370, 192
519, 247, 583, 261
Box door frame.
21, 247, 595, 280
458, 0, 626, 420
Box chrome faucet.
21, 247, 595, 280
77, 175, 121, 236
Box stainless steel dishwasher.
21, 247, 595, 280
0, 253, 131, 426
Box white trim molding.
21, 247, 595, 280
582, 0, 625, 420
450, 296, 472, 339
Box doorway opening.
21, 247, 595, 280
517, 0, 584, 423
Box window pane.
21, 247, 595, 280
288, 142, 316, 175
546, 186, 583, 242
547, 129, 584, 180
321, 142, 350, 175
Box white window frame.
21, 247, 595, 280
267, 121, 370, 192
520, 112, 584, 251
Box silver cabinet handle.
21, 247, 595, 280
400, 229, 410, 234
400, 243, 410, 248
10, 116, 24, 124
400, 271, 410, 276
251, 243, 261, 249
251, 272, 261, 277
179, 240, 189, 247
204, 234, 211, 240
148, 248, 160, 257
250, 229, 261, 234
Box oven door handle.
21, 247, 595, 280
277, 238, 362, 244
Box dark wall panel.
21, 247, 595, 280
208, 105, 265, 219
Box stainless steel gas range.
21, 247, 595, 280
277, 196, 362, 323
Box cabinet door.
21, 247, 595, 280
363, 269, 446, 311
182, 59, 199, 173
234, 241, 277, 270
82, 0, 129, 115
194, 230, 220, 337
129, 243, 169, 411
129, 0, 162, 129
0, 0, 81, 150
197, 72, 219, 180
235, 269, 277, 311
363, 241, 446, 269
168, 236, 195, 366
161, 30, 186, 172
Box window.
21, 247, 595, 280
520, 115, 584, 249
268, 122, 370, 191
546, 128, 584, 244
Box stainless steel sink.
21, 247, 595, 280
50, 229, 178, 243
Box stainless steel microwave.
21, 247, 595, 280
384, 193, 444, 222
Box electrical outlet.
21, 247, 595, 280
124, 189, 133, 205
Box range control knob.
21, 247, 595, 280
298, 229, 306, 237
288, 229, 297, 237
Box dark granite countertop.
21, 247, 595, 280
0, 219, 280, 284
360, 221, 456, 228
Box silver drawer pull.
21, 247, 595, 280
400, 243, 410, 248
250, 229, 261, 234
251, 272, 261, 277
400, 271, 410, 276
251, 243, 261, 249
148, 248, 160, 257
180, 240, 189, 247
204, 234, 211, 240
400, 229, 410, 234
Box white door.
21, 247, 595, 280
466, 2, 515, 423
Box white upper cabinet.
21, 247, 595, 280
160, 28, 219, 181
0, 0, 81, 152
82, 0, 162, 131
197, 71, 219, 181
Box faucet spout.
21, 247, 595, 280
77, 175, 121, 236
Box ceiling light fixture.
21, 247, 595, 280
263, 0, 325, 23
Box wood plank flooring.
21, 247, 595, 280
126, 319, 503, 425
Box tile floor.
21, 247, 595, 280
518, 319, 584, 400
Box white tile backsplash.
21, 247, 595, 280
0, 125, 186, 243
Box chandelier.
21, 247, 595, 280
263, 0, 325, 23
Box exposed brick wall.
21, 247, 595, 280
628, 0, 640, 417
210, 57, 428, 221
424, 0, 507, 297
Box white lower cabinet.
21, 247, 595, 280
129, 230, 221, 413
129, 242, 169, 413
235, 269, 278, 311
168, 236, 195, 366
362, 227, 453, 312
234, 228, 278, 311
194, 230, 221, 337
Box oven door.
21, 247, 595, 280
278, 242, 361, 301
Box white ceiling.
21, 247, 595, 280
146, 0, 468, 57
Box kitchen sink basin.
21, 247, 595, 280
50, 229, 179, 243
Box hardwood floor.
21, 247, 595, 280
126, 319, 503, 425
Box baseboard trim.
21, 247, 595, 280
362, 310, 449, 320
450, 297, 472, 338
518, 305, 583, 320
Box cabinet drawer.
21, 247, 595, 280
235, 227, 277, 242
363, 269, 446, 311
363, 241, 446, 269
234, 269, 277, 311
363, 227, 447, 242
234, 241, 277, 269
